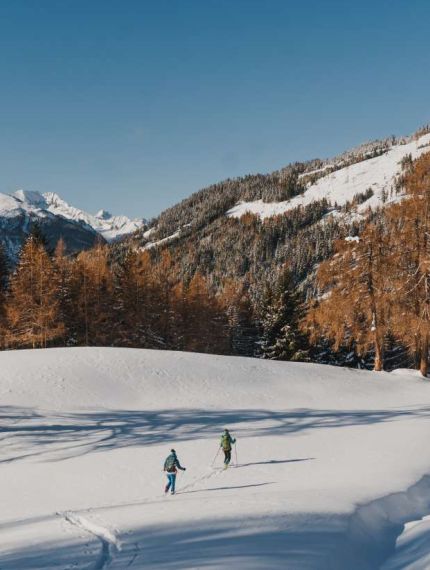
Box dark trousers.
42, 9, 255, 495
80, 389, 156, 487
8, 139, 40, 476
223, 449, 231, 464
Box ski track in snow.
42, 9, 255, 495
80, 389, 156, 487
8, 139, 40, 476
61, 512, 121, 570
54, 468, 225, 569
53, 467, 430, 570
178, 465, 224, 494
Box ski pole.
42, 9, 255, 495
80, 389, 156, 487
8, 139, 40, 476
211, 447, 221, 467
234, 442, 238, 466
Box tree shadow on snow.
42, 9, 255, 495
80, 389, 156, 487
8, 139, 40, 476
0, 511, 397, 570
236, 458, 315, 468
0, 404, 430, 463
178, 481, 275, 494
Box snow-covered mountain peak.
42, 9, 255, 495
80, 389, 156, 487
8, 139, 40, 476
0, 188, 145, 253
43, 192, 68, 208
42, 192, 145, 242
13, 189, 47, 208
95, 209, 112, 220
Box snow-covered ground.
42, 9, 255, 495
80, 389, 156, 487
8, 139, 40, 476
228, 133, 430, 220
1, 348, 430, 569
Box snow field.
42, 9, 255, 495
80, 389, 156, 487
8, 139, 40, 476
0, 348, 430, 568
227, 133, 430, 220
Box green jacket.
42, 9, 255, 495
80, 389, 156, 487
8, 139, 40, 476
220, 432, 236, 451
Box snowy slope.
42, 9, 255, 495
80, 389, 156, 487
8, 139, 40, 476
228, 133, 430, 219
1, 348, 430, 568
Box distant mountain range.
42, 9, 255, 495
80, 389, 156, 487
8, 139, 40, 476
3, 125, 430, 270
0, 189, 145, 260
42, 192, 145, 242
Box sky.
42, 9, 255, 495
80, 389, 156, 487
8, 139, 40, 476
0, 0, 429, 219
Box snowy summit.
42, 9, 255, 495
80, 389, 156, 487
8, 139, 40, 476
0, 188, 145, 243
0, 189, 145, 260
42, 191, 146, 242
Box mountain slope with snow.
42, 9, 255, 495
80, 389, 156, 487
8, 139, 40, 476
227, 132, 430, 219
128, 128, 430, 301
1, 347, 430, 568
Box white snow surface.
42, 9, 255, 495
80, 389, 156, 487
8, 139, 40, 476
228, 133, 430, 219
1, 347, 430, 568
142, 229, 181, 250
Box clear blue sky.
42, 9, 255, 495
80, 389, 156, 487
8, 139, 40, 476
0, 0, 429, 219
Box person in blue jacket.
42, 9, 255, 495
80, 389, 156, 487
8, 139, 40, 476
163, 449, 186, 495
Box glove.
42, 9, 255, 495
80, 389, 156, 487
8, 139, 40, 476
183, 467, 187, 471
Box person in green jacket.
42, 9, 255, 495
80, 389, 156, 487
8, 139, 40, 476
220, 429, 236, 467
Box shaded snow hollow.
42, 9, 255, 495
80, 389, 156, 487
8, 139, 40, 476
1, 348, 430, 568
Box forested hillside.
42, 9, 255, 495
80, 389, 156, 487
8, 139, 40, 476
1, 128, 430, 374
121, 128, 430, 295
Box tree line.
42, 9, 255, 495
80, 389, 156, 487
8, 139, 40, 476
0, 229, 307, 360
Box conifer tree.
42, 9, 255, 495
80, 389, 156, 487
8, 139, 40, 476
306, 222, 391, 371
169, 281, 187, 350
112, 249, 149, 347
222, 279, 258, 356
6, 235, 64, 348
0, 244, 9, 348
386, 152, 430, 375
183, 272, 226, 353
261, 269, 308, 361
28, 221, 50, 253
74, 241, 113, 346
52, 239, 76, 346
149, 251, 176, 348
